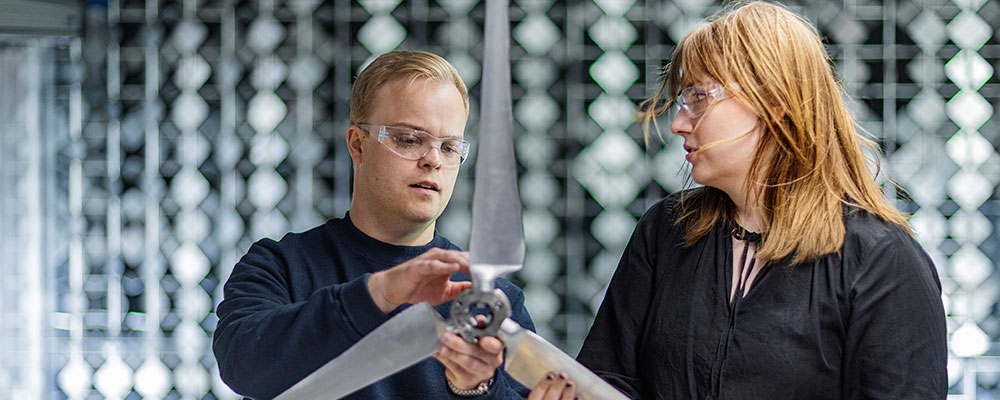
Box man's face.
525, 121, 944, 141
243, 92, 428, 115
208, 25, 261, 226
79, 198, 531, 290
349, 77, 468, 228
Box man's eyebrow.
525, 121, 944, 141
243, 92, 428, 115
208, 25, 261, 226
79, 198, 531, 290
387, 122, 464, 139
385, 122, 425, 132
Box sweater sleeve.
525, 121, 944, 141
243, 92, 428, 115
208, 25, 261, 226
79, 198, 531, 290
840, 225, 948, 398
212, 238, 390, 400
576, 201, 666, 399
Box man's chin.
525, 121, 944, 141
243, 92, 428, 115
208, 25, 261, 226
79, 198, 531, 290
399, 208, 443, 227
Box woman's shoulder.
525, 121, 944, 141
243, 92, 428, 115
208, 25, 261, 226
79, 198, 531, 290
629, 189, 705, 247
841, 206, 912, 248
840, 206, 934, 276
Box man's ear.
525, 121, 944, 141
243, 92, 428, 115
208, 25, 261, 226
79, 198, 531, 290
346, 125, 365, 165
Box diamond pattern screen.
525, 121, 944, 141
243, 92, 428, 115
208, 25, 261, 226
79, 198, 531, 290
2, 0, 999, 398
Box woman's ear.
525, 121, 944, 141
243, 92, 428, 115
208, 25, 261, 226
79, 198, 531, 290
346, 125, 366, 165
760, 104, 787, 126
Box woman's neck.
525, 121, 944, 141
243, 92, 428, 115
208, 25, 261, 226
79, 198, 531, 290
730, 186, 766, 233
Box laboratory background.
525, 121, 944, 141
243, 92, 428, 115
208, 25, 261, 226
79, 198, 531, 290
1, 0, 999, 398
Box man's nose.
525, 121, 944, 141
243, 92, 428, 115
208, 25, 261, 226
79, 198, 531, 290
420, 146, 443, 169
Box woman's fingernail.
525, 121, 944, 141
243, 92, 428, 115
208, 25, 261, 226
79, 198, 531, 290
546, 373, 554, 380
558, 372, 568, 380
566, 382, 574, 388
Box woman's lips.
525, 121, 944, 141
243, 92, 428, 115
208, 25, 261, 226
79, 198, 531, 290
684, 145, 697, 161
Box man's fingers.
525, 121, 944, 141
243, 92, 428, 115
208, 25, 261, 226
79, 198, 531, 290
413, 258, 460, 276
433, 347, 470, 375
441, 333, 494, 363
418, 248, 469, 266
442, 281, 473, 301
435, 343, 494, 389
478, 336, 504, 355
450, 352, 493, 376
433, 352, 470, 383
441, 332, 477, 353
443, 332, 503, 360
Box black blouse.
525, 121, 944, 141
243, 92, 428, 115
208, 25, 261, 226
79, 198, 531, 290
577, 193, 947, 399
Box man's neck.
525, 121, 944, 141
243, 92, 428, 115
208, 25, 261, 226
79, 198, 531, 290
348, 208, 436, 246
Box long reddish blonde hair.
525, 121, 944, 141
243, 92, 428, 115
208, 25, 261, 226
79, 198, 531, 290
638, 1, 909, 263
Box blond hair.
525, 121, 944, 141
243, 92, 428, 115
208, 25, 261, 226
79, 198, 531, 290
350, 50, 469, 124
638, 1, 909, 264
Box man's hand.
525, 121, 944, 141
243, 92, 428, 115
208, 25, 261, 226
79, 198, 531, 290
366, 248, 472, 314
528, 372, 577, 400
433, 332, 504, 391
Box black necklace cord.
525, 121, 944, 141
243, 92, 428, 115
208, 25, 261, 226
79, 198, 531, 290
731, 225, 762, 244
731, 225, 762, 301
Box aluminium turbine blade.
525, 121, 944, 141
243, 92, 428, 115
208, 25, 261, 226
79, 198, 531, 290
274, 303, 446, 400
498, 319, 630, 400
469, 0, 523, 291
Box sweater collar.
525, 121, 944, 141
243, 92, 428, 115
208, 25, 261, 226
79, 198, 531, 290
332, 212, 452, 267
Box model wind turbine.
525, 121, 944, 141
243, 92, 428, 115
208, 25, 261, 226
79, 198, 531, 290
273, 1, 627, 398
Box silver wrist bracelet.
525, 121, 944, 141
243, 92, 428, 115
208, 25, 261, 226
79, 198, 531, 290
447, 376, 494, 397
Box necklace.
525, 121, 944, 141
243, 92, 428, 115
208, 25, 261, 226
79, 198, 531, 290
731, 225, 762, 244
731, 224, 762, 302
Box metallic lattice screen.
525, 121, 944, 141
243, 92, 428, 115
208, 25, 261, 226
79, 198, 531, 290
1, 0, 999, 398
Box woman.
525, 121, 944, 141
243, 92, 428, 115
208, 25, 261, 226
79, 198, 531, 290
573, 2, 947, 399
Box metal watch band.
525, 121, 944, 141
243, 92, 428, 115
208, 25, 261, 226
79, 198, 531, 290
447, 376, 494, 397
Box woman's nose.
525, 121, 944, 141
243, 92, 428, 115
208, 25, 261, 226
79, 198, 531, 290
669, 109, 693, 136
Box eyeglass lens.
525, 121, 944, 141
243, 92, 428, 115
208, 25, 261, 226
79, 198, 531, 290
678, 87, 711, 117
376, 126, 468, 166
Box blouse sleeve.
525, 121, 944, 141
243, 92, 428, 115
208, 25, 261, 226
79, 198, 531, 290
841, 224, 948, 398
576, 201, 669, 399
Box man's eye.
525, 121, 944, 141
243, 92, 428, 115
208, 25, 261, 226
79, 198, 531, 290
441, 141, 461, 154
394, 134, 421, 146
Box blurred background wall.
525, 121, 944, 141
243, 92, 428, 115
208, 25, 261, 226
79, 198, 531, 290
1, 0, 999, 398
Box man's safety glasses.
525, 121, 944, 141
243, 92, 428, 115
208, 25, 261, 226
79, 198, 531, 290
357, 124, 471, 167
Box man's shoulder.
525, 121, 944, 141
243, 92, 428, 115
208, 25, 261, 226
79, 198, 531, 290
297, 218, 346, 239
246, 219, 341, 260
430, 233, 462, 251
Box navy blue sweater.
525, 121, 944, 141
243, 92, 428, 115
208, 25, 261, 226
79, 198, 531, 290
213, 215, 534, 399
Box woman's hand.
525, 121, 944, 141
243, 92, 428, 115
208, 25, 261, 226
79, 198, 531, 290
529, 372, 577, 400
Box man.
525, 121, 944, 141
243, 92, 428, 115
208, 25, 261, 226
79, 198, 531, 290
213, 51, 534, 399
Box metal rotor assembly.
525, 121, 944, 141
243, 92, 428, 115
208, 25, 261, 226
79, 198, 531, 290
447, 288, 512, 343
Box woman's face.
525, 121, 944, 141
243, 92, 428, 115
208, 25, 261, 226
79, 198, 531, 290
669, 78, 764, 198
